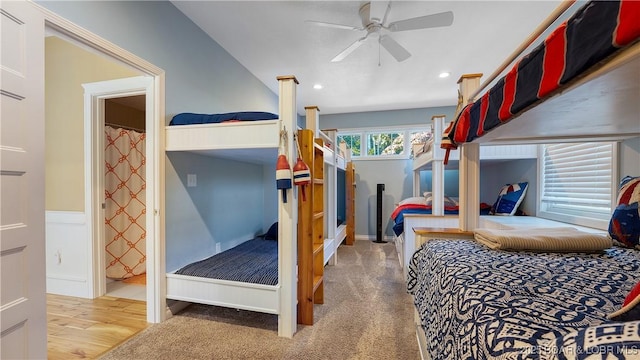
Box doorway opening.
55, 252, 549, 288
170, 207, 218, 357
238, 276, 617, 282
82, 77, 153, 304
43, 12, 165, 323
103, 95, 147, 301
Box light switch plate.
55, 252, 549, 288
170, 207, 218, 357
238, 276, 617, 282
187, 174, 197, 187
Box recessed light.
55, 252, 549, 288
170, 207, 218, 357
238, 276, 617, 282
313, 84, 323, 90
439, 72, 450, 78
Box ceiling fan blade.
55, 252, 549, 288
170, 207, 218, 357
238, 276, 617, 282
369, 1, 390, 23
379, 35, 411, 62
331, 36, 368, 62
305, 20, 361, 31
387, 11, 454, 32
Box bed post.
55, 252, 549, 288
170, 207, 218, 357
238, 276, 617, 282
277, 75, 299, 338
305, 105, 320, 136
431, 115, 447, 216
457, 74, 482, 231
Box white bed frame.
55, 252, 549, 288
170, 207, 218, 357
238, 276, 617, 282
319, 129, 351, 266
164, 75, 299, 338
395, 115, 537, 273
410, 2, 640, 357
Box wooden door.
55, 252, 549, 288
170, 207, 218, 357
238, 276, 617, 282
0, 1, 47, 358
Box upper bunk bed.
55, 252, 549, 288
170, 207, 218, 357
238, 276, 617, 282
303, 107, 355, 267
163, 75, 300, 339
412, 115, 537, 173
412, 114, 537, 202
445, 0, 640, 148
445, 0, 640, 232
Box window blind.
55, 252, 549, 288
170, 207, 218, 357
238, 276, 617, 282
540, 142, 614, 222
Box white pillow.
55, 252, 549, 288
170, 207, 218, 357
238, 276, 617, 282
398, 196, 427, 206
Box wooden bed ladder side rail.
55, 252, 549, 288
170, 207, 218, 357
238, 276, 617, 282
276, 75, 299, 338
297, 112, 325, 326
297, 128, 315, 325
346, 161, 356, 245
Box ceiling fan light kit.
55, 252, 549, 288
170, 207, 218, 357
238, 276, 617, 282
307, 1, 453, 63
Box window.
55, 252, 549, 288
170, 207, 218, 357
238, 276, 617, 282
338, 127, 430, 160
539, 142, 616, 229
337, 134, 361, 157
367, 131, 404, 156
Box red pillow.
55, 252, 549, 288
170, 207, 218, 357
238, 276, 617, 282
608, 280, 640, 322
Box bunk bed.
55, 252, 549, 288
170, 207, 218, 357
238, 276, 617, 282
163, 76, 300, 338
320, 128, 355, 265
304, 106, 356, 268
408, 1, 640, 358
395, 114, 537, 274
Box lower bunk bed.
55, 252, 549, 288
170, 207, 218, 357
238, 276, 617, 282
166, 237, 280, 314
408, 237, 640, 359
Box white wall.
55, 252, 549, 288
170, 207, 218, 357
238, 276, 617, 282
45, 212, 90, 297
620, 137, 640, 178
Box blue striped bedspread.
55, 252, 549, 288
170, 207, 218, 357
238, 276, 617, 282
408, 239, 640, 359
174, 238, 278, 286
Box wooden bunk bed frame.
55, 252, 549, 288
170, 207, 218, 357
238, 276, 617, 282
296, 128, 324, 325
163, 76, 300, 338
409, 1, 640, 358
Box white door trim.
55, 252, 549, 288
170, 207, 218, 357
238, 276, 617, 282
83, 77, 152, 300
36, 3, 166, 324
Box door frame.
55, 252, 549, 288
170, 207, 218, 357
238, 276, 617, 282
83, 77, 152, 300
38, 4, 166, 324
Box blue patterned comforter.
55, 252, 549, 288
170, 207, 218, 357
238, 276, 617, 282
174, 238, 277, 285
408, 239, 640, 359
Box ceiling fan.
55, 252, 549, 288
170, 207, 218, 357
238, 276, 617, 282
307, 1, 453, 63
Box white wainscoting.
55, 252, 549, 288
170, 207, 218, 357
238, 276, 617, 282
45, 211, 91, 298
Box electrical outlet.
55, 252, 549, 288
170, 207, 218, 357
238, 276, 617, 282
187, 174, 197, 187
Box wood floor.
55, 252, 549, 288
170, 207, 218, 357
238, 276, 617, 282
47, 293, 148, 359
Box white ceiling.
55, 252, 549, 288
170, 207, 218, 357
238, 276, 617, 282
172, 1, 563, 115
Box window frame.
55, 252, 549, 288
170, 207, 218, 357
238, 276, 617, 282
337, 125, 431, 160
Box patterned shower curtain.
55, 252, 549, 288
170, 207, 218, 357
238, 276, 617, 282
105, 125, 146, 279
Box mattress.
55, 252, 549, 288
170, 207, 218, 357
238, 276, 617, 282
174, 238, 278, 285
169, 111, 278, 126
408, 239, 640, 359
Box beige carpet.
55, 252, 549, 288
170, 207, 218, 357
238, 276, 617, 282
99, 240, 420, 360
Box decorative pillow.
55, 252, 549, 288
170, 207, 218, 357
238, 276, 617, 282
264, 222, 278, 241
608, 280, 640, 322
399, 196, 428, 206
608, 176, 640, 249
490, 182, 528, 216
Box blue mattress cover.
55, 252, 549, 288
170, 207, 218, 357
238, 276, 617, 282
174, 238, 278, 286
170, 111, 278, 126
